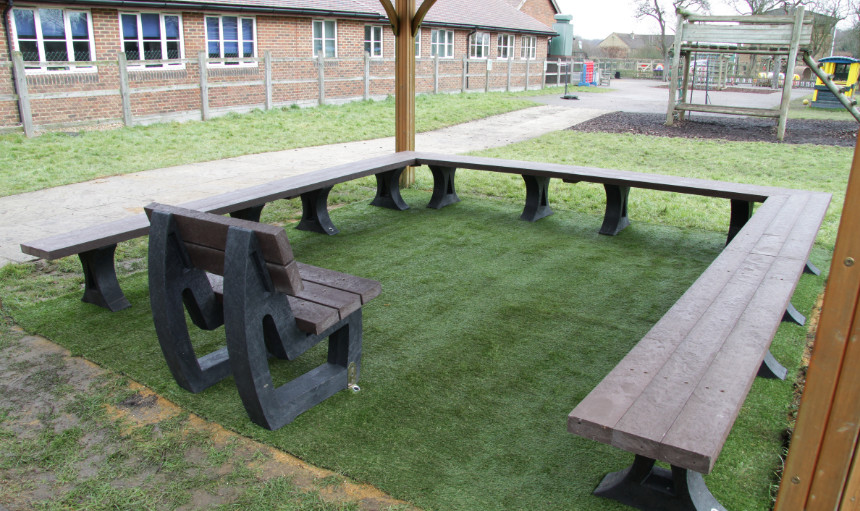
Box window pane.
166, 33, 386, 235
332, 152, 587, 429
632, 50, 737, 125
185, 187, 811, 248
125, 41, 140, 60
373, 41, 381, 56
141, 13, 160, 39
364, 41, 371, 54
143, 40, 161, 60
365, 25, 371, 40
242, 19, 253, 41
165, 16, 179, 39
206, 17, 219, 41
166, 41, 179, 59
19, 41, 39, 61
43, 41, 69, 61
314, 39, 322, 56
224, 41, 238, 58
243, 42, 253, 57
325, 39, 335, 57
208, 41, 220, 58
69, 12, 89, 38
122, 14, 138, 38
325, 20, 334, 38
222, 17, 238, 41
73, 40, 91, 61
40, 9, 66, 39
13, 9, 36, 38
313, 21, 321, 39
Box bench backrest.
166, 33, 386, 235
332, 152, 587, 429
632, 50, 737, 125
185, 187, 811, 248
144, 203, 303, 294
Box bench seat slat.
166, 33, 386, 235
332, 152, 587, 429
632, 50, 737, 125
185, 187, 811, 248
778, 192, 831, 261
296, 263, 381, 304
20, 214, 149, 260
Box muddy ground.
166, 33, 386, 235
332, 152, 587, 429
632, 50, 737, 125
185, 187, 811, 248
569, 111, 859, 147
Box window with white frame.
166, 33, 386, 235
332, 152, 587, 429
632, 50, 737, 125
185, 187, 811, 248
430, 29, 453, 58
12, 7, 95, 72
120, 13, 183, 68
206, 15, 255, 66
415, 30, 421, 57
364, 25, 382, 57
313, 20, 336, 58
497, 34, 514, 59
469, 31, 490, 59
521, 35, 536, 59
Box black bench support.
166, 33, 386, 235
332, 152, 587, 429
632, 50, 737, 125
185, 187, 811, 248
758, 350, 789, 380
783, 302, 807, 326
520, 175, 553, 222
599, 184, 630, 236
804, 261, 821, 276
727, 199, 753, 245
79, 245, 131, 312
593, 455, 726, 511
427, 165, 460, 209
229, 205, 265, 223
297, 187, 339, 235
371, 167, 410, 211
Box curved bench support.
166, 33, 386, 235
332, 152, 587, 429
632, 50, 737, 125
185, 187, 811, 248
371, 167, 410, 211
297, 186, 339, 235
229, 205, 265, 223
594, 455, 726, 511
758, 350, 789, 380
521, 175, 553, 222
783, 302, 806, 326
727, 199, 753, 245
79, 245, 131, 312
427, 165, 460, 209
599, 184, 630, 236
804, 260, 821, 275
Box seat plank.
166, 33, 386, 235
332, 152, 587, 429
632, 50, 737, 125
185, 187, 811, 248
296, 262, 382, 304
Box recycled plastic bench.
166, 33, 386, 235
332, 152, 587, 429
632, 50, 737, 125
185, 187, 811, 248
146, 203, 380, 430
566, 190, 830, 510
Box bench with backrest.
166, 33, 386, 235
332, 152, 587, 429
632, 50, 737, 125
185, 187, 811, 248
145, 203, 380, 430
566, 189, 830, 510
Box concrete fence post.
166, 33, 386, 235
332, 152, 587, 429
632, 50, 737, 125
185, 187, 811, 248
506, 56, 512, 92
541, 59, 547, 89
117, 53, 133, 126
198, 52, 209, 121
485, 61, 490, 92
364, 52, 370, 101
525, 59, 531, 90
11, 51, 34, 137
461, 56, 467, 92
317, 55, 326, 106
264, 51, 273, 110
434, 55, 439, 94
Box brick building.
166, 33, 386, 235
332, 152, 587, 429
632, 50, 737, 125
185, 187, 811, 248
1, 0, 557, 132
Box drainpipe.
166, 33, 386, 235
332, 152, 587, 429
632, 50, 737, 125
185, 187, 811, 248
466, 28, 476, 90
3, 0, 26, 131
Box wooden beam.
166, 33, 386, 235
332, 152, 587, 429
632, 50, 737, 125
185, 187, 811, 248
412, 0, 437, 35
378, 0, 399, 36
775, 131, 860, 510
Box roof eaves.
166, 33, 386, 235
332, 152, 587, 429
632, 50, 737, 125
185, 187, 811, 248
38, 0, 387, 19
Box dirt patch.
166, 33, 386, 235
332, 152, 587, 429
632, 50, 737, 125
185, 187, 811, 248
569, 111, 858, 147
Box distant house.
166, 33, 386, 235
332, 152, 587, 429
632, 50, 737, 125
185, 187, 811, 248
597, 33, 673, 59
1, 0, 556, 131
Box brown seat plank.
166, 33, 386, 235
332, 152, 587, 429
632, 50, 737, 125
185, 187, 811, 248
20, 214, 149, 260
296, 263, 381, 304
294, 281, 362, 319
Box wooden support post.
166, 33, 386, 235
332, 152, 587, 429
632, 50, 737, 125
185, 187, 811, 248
198, 52, 209, 121
117, 53, 133, 127
680, 52, 691, 122
777, 8, 805, 141
317, 55, 326, 106
666, 13, 686, 126
364, 52, 371, 100
394, 0, 416, 186
264, 51, 273, 110
11, 51, 34, 137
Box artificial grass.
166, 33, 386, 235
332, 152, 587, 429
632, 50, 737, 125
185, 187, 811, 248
0, 186, 827, 510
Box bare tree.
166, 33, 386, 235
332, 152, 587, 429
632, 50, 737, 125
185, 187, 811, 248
633, 0, 711, 62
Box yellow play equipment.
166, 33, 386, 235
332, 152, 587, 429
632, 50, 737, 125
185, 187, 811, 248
811, 56, 860, 108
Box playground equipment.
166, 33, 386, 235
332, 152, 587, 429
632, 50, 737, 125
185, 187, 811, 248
811, 56, 860, 108
578, 61, 598, 86
666, 7, 860, 140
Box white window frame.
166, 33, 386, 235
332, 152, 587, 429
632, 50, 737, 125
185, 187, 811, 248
469, 31, 490, 59
10, 6, 96, 73
521, 35, 537, 60
415, 29, 421, 57
313, 19, 337, 58
119, 12, 184, 69
205, 15, 257, 67
364, 24, 383, 58
497, 34, 514, 60
430, 29, 453, 58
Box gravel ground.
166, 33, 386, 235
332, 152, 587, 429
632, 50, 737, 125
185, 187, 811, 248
569, 111, 859, 147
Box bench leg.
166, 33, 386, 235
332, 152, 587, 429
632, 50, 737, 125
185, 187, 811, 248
79, 245, 131, 312
783, 302, 806, 326
521, 175, 553, 222
594, 455, 726, 511
804, 260, 821, 276
427, 165, 460, 209
297, 186, 339, 235
371, 167, 410, 211
229, 205, 265, 222
758, 350, 788, 380
727, 199, 753, 245
599, 184, 630, 236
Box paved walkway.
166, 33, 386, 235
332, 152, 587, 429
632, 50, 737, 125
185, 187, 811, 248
1, 79, 806, 265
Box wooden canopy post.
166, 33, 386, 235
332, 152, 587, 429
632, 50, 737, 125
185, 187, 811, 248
774, 132, 860, 510
379, 0, 436, 186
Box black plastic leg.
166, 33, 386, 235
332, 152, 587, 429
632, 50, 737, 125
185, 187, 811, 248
520, 175, 552, 222
427, 165, 460, 209
783, 302, 806, 326
594, 455, 726, 511
804, 261, 821, 276
727, 199, 754, 245
229, 205, 264, 222
371, 167, 409, 211
79, 245, 131, 312
757, 350, 788, 380
599, 184, 630, 235
297, 186, 339, 235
